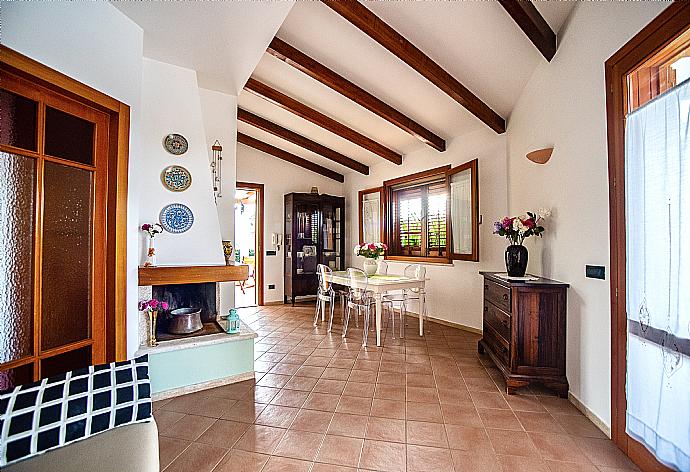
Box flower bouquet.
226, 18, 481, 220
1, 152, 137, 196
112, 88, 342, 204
493, 209, 550, 276
355, 242, 387, 275
139, 298, 168, 347
141, 223, 164, 267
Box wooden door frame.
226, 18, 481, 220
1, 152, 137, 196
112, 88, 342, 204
1, 46, 131, 362
236, 181, 265, 306
605, 3, 690, 470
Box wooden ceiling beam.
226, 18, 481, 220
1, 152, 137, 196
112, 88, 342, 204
244, 78, 402, 165
238, 107, 369, 175
237, 132, 344, 183
498, 0, 557, 62
266, 37, 446, 151
322, 0, 506, 134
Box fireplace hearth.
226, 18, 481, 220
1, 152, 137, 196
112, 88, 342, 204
152, 282, 223, 341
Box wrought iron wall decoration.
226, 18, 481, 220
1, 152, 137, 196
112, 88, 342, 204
211, 140, 223, 201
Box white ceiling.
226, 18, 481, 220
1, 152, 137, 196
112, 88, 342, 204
114, 0, 576, 177
112, 1, 294, 94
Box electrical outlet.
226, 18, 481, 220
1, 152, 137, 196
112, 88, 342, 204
268, 284, 276, 290
266, 250, 277, 256
585, 265, 605, 280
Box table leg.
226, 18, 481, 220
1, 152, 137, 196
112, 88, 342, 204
419, 288, 425, 336
375, 293, 382, 347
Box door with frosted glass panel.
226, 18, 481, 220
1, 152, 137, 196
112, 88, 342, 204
0, 71, 107, 390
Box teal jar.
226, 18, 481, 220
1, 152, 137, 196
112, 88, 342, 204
226, 308, 241, 334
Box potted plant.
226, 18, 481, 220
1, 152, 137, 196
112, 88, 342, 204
493, 209, 550, 277
354, 242, 387, 276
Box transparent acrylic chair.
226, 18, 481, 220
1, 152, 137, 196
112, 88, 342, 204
382, 264, 427, 337
314, 264, 336, 332
344, 268, 376, 346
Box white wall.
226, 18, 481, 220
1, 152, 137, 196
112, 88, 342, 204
200, 88, 238, 314
507, 1, 670, 428
345, 128, 508, 330
236, 145, 345, 303
139, 59, 225, 268
1, 1, 145, 358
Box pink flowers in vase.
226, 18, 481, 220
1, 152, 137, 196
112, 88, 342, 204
493, 209, 550, 245
138, 299, 169, 313
354, 242, 387, 259
141, 223, 163, 238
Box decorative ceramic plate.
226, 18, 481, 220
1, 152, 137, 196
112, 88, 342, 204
161, 165, 192, 192
163, 133, 188, 155
159, 203, 194, 233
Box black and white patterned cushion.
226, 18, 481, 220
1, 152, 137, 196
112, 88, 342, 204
0, 355, 152, 467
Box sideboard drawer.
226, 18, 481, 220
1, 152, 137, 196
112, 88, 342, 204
484, 302, 511, 341
483, 322, 510, 367
484, 280, 511, 312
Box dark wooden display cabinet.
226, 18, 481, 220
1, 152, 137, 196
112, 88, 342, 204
284, 193, 345, 305
478, 271, 570, 397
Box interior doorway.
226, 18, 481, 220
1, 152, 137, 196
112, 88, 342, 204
234, 182, 264, 307
606, 4, 690, 471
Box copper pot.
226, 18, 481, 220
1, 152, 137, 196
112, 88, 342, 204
167, 307, 203, 334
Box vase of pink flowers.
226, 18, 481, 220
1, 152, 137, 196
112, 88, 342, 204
493, 209, 550, 277
355, 242, 387, 276
139, 298, 169, 347
141, 223, 164, 267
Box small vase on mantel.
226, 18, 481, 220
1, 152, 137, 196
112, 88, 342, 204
144, 237, 157, 267
505, 244, 528, 277
363, 258, 378, 276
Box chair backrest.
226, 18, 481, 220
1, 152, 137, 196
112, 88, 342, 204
317, 264, 332, 292
377, 260, 388, 275
404, 264, 426, 293
347, 267, 369, 301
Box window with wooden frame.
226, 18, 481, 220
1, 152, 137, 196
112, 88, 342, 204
358, 187, 383, 244
381, 160, 479, 264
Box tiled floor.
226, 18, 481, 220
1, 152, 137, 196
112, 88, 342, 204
154, 303, 639, 472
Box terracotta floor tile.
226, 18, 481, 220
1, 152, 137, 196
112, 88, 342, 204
270, 389, 310, 408
486, 429, 539, 457
516, 411, 567, 433
440, 403, 482, 427
289, 409, 334, 433
553, 414, 607, 439
262, 456, 313, 472
234, 424, 286, 454
337, 395, 373, 415
365, 416, 406, 442
196, 419, 250, 448
478, 408, 523, 430
321, 367, 351, 380
255, 404, 300, 428
545, 460, 600, 472
313, 378, 347, 395
404, 402, 443, 424
539, 397, 583, 416
359, 439, 406, 472
316, 434, 364, 467
406, 374, 436, 388
164, 442, 227, 472
160, 414, 216, 441
282, 354, 309, 365
572, 437, 638, 469
245, 386, 281, 404
375, 384, 406, 401
258, 373, 292, 389
295, 365, 326, 378
465, 377, 500, 393
303, 392, 340, 412
343, 381, 375, 398
379, 361, 406, 373
284, 376, 319, 392
348, 369, 378, 383
353, 359, 380, 371
444, 424, 493, 453
529, 432, 592, 464
377, 371, 406, 386
221, 401, 266, 423
437, 387, 472, 405
504, 394, 548, 412
154, 409, 185, 431
270, 363, 302, 376
158, 435, 190, 470
406, 420, 449, 447
450, 450, 501, 472
213, 449, 269, 472
471, 391, 510, 410
407, 386, 439, 404
311, 463, 357, 472
370, 398, 405, 419
406, 444, 454, 472
273, 429, 325, 461
497, 454, 551, 472
328, 412, 368, 438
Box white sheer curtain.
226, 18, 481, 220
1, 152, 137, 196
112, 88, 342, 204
625, 79, 690, 471
450, 169, 472, 254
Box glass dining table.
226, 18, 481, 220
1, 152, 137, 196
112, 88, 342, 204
324, 270, 427, 346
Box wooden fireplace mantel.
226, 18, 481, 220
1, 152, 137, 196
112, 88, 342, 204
138, 263, 249, 286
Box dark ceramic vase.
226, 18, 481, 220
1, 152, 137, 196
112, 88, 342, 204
505, 244, 528, 277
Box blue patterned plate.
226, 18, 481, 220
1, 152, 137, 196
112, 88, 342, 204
163, 134, 188, 155
161, 165, 192, 192
159, 203, 194, 234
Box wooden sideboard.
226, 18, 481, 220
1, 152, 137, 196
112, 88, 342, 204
478, 271, 569, 397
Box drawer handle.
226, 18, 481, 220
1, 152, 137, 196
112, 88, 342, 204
484, 306, 488, 312
502, 294, 509, 301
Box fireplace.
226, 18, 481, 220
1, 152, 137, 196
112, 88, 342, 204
152, 282, 223, 341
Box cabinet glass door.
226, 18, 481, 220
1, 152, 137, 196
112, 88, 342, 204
296, 203, 319, 275
321, 203, 341, 270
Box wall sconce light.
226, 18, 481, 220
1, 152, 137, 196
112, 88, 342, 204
211, 140, 223, 201
526, 147, 553, 164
